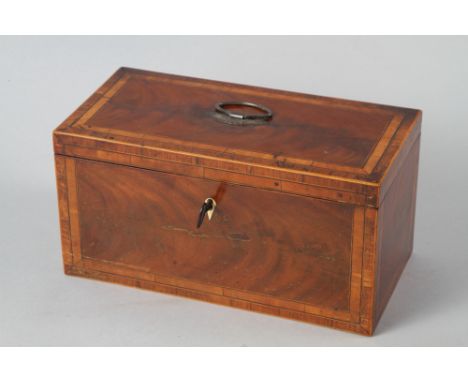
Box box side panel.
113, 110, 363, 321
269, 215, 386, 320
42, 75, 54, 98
374, 136, 421, 328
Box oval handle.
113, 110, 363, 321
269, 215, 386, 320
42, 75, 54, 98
214, 101, 273, 121
196, 198, 216, 228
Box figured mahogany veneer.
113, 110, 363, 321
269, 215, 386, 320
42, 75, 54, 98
53, 68, 421, 335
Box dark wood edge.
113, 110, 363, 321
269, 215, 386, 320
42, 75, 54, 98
54, 156, 73, 268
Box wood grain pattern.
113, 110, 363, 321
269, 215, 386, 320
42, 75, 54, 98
81, 75, 395, 171
53, 68, 422, 335
73, 158, 361, 318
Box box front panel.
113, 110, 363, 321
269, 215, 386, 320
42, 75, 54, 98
63, 157, 365, 325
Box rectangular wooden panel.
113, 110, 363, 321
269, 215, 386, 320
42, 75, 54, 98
64, 157, 366, 324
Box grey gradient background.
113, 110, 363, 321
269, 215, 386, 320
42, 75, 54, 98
1, 36, 467, 346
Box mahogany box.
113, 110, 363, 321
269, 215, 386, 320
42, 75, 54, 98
53, 68, 421, 335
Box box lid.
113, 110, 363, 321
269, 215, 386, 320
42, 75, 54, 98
54, 67, 421, 207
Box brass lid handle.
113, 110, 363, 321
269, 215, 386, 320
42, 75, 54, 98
214, 101, 273, 121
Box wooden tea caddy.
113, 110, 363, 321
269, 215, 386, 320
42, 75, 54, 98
53, 68, 421, 335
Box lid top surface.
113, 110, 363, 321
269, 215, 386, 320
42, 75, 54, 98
59, 68, 421, 183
